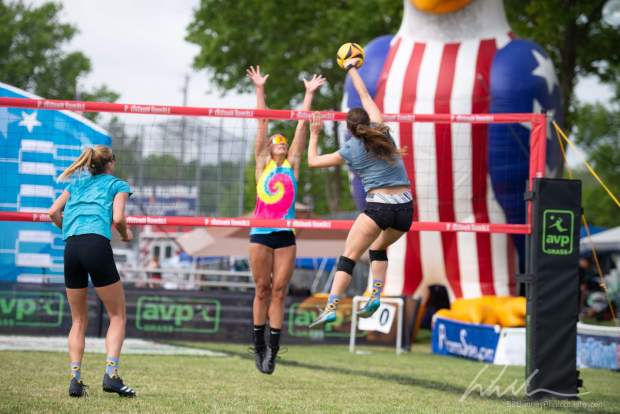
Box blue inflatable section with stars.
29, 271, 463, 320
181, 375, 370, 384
0, 83, 111, 282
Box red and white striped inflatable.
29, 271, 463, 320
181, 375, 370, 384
371, 1, 517, 301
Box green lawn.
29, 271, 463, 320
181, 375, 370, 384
1, 340, 619, 414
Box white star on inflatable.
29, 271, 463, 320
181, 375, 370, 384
531, 49, 558, 95
18, 111, 42, 133
0, 107, 21, 140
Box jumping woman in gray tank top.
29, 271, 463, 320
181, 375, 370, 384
307, 57, 413, 327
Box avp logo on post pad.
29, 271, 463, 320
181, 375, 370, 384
542, 209, 574, 255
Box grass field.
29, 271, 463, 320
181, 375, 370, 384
1, 339, 619, 414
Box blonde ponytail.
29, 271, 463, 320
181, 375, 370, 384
58, 145, 114, 181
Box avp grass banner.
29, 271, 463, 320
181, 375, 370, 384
0, 283, 375, 345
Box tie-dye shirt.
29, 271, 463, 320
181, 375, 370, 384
250, 159, 297, 235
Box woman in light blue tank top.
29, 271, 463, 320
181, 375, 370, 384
246, 66, 325, 373
307, 58, 413, 328
48, 145, 136, 397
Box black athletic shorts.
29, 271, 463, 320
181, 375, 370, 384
364, 201, 414, 232
249, 230, 296, 249
64, 234, 120, 289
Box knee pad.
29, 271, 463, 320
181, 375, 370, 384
369, 249, 388, 262
336, 256, 356, 275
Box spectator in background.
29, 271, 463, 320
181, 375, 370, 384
148, 256, 162, 289
578, 256, 609, 319
579, 257, 591, 311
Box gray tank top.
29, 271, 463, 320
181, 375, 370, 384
338, 125, 410, 192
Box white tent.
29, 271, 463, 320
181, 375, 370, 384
580, 226, 620, 252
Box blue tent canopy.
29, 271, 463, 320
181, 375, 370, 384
580, 225, 606, 239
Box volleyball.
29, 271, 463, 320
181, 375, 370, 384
336, 42, 365, 69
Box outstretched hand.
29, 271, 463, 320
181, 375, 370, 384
303, 74, 326, 93
343, 57, 362, 70
247, 65, 269, 87
310, 112, 323, 135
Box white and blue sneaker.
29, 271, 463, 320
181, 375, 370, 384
309, 305, 337, 328
358, 297, 380, 318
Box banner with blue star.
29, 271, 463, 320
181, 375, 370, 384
0, 82, 111, 283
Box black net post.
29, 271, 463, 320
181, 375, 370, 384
522, 178, 582, 399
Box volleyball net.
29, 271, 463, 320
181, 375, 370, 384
0, 96, 547, 235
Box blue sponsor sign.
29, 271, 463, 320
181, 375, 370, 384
0, 83, 110, 282
127, 185, 197, 217
577, 333, 620, 370
432, 317, 501, 363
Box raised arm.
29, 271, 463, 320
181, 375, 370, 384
288, 74, 326, 170
112, 192, 133, 242
247, 66, 270, 160
345, 60, 383, 124
48, 190, 70, 229
307, 113, 344, 168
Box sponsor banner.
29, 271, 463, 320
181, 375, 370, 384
432, 317, 501, 363
577, 324, 620, 370
135, 296, 220, 334
577, 334, 620, 370
0, 283, 100, 335
0, 283, 367, 345
0, 290, 65, 328
127, 185, 198, 217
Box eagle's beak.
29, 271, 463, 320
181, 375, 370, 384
410, 0, 472, 14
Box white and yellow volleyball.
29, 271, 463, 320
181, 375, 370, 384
336, 42, 365, 70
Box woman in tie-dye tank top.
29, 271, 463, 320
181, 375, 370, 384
246, 65, 325, 374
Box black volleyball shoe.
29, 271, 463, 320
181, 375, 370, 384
102, 373, 136, 397
249, 346, 267, 374
68, 377, 88, 397
262, 345, 280, 375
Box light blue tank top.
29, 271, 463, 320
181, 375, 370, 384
62, 174, 131, 240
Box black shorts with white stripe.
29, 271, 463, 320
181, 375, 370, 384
364, 201, 413, 232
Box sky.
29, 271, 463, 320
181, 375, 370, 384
30, 0, 614, 108
42, 0, 255, 109
28, 0, 616, 166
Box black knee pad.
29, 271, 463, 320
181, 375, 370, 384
369, 249, 388, 262
336, 256, 356, 275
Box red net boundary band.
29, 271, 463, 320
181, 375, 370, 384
0, 212, 531, 234
0, 97, 547, 230
0, 96, 548, 180
0, 96, 544, 124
